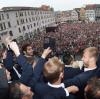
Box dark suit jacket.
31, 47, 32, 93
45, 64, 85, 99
64, 68, 98, 99
17, 54, 99, 99
64, 67, 83, 80
4, 51, 99, 99
3, 50, 20, 80
95, 68, 100, 77
97, 54, 100, 68
17, 54, 73, 99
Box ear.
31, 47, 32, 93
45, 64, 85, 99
89, 57, 95, 63
59, 72, 64, 79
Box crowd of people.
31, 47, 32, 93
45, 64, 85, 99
0, 22, 100, 99
30, 22, 100, 56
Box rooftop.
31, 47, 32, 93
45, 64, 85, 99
1, 5, 54, 12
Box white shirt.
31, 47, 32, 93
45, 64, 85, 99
84, 67, 97, 72
65, 65, 73, 67
48, 82, 69, 96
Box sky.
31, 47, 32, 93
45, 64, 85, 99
0, 0, 100, 11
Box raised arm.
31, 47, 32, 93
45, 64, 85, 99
3, 49, 14, 71
9, 41, 52, 86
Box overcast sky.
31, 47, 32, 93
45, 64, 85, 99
0, 0, 100, 11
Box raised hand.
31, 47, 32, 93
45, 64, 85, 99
41, 47, 52, 59
9, 42, 20, 57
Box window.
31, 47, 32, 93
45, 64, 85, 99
16, 12, 18, 17
18, 27, 21, 33
23, 26, 26, 31
2, 43, 5, 48
22, 12, 23, 16
23, 19, 25, 24
8, 22, 11, 28
3, 23, 6, 29
27, 25, 29, 29
25, 11, 27, 16
29, 18, 31, 22
9, 31, 13, 36
0, 23, 3, 30
28, 11, 30, 15
31, 11, 33, 15
2, 14, 4, 20
6, 13, 9, 19
32, 17, 34, 21
0, 15, 1, 21
37, 22, 38, 26
26, 18, 28, 23
34, 23, 36, 27
17, 20, 19, 25
21, 19, 24, 24
31, 24, 32, 28
19, 12, 23, 17
36, 17, 37, 21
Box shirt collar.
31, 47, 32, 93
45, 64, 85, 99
65, 65, 72, 67
48, 82, 65, 88
84, 67, 97, 72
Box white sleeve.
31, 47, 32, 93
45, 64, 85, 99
64, 89, 69, 96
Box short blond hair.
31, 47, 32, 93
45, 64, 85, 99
84, 47, 99, 60
43, 57, 64, 83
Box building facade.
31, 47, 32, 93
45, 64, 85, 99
55, 10, 79, 24
70, 10, 79, 21
85, 5, 96, 22
79, 7, 86, 22
85, 4, 100, 22
0, 6, 55, 48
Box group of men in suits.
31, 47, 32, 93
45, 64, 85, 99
0, 37, 100, 99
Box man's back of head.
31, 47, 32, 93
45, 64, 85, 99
82, 47, 99, 68
43, 56, 64, 84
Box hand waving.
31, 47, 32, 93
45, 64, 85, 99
41, 47, 52, 59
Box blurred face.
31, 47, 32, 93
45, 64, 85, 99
20, 83, 33, 97
2, 50, 7, 59
26, 46, 33, 56
82, 51, 90, 67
